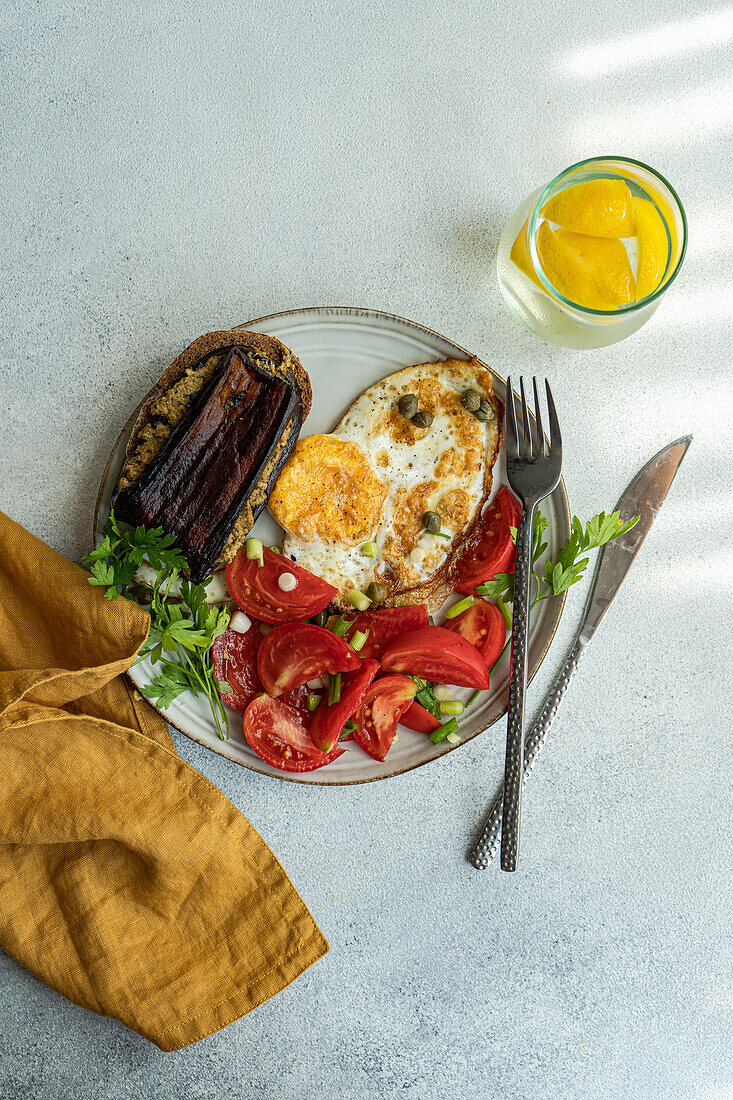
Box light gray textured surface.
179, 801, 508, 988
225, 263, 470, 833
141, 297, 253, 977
1, 1, 732, 1097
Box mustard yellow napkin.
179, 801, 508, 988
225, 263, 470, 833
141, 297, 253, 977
0, 510, 328, 1051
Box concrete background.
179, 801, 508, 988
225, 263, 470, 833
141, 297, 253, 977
1, 1, 731, 1097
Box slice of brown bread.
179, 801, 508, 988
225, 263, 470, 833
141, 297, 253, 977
113, 329, 311, 579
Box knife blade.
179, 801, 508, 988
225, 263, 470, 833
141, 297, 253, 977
469, 435, 692, 870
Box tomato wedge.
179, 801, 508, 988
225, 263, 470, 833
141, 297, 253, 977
226, 546, 338, 624
310, 658, 380, 752
353, 674, 416, 761
211, 627, 316, 722
400, 701, 441, 734
243, 695, 343, 773
444, 599, 506, 668
211, 626, 261, 712
381, 626, 490, 689
454, 485, 522, 594
344, 605, 429, 659
257, 623, 360, 697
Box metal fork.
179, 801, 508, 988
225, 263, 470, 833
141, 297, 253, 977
499, 377, 562, 871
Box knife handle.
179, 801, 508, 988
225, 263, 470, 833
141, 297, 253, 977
470, 635, 587, 870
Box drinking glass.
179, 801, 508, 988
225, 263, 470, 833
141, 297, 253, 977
496, 156, 687, 349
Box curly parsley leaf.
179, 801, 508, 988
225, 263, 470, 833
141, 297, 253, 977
469, 504, 641, 691
537, 509, 639, 598
475, 572, 515, 601
581, 510, 639, 551
84, 510, 188, 599
85, 509, 231, 739
532, 512, 549, 561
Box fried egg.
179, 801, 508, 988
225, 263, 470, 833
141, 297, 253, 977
268, 358, 503, 612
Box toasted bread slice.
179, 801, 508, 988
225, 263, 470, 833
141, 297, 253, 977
113, 329, 311, 581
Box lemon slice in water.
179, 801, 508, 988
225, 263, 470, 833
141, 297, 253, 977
633, 197, 669, 299
509, 217, 544, 288
555, 229, 636, 306
541, 179, 636, 238
535, 222, 616, 311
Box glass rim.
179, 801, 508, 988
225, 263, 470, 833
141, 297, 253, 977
527, 155, 688, 318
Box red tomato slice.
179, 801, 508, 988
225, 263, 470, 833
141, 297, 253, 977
344, 605, 429, 659
454, 486, 522, 594
353, 674, 416, 762
310, 658, 380, 752
257, 623, 360, 697
211, 627, 316, 723
243, 695, 343, 773
381, 626, 490, 689
280, 682, 315, 724
444, 599, 506, 669
400, 701, 441, 734
211, 626, 261, 712
226, 546, 338, 624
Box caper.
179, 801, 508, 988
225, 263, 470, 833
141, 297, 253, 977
475, 399, 494, 422
422, 510, 441, 533
398, 393, 419, 419
412, 409, 433, 430
366, 581, 387, 605
461, 389, 481, 412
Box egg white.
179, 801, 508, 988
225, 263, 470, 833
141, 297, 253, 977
279, 361, 494, 601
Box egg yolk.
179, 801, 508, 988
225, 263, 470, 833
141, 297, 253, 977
269, 434, 388, 545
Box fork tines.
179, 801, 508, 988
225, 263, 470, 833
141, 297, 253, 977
505, 376, 562, 463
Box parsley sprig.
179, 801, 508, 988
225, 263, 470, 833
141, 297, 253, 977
476, 509, 639, 605
85, 510, 187, 599
474, 507, 639, 677
84, 511, 232, 739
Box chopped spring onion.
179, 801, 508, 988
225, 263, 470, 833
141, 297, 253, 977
350, 629, 369, 652
433, 531, 451, 539
340, 719, 357, 740
306, 693, 322, 712
347, 589, 372, 611
229, 610, 251, 634
269, 545, 282, 554
446, 731, 461, 745
331, 615, 351, 637
466, 689, 481, 708
433, 684, 451, 701
362, 542, 378, 558
258, 623, 275, 636
245, 537, 264, 566
439, 700, 465, 716
415, 686, 439, 716
430, 717, 458, 744
444, 595, 476, 620
496, 595, 512, 630
328, 672, 342, 705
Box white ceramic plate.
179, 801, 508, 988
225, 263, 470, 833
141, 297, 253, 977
95, 307, 570, 784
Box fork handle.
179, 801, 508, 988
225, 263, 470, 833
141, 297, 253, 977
500, 503, 535, 871
470, 634, 587, 869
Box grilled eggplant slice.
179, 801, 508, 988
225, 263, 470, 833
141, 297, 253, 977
112, 329, 311, 581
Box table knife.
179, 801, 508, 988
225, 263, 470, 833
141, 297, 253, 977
469, 435, 692, 870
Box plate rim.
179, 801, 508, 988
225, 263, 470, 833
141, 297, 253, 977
94, 305, 570, 785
